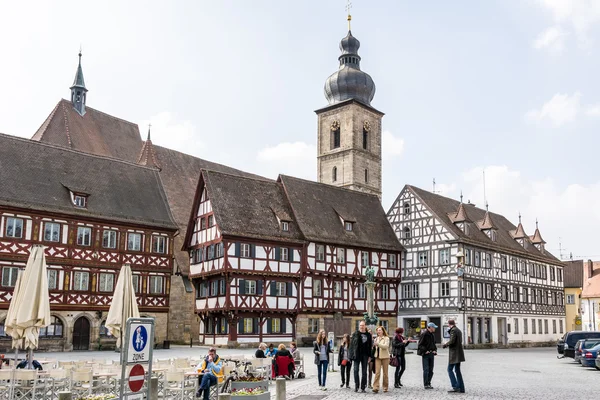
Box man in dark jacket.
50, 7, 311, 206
443, 320, 466, 393
349, 320, 372, 393
417, 322, 438, 389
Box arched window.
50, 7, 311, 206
39, 316, 63, 338
332, 128, 341, 149
100, 320, 114, 337
403, 227, 411, 241
363, 128, 368, 150
403, 202, 410, 215
364, 169, 368, 183
332, 166, 337, 182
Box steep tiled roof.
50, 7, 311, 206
530, 226, 546, 244
407, 185, 561, 264
0, 133, 177, 230
32, 99, 143, 162
281, 175, 404, 252
563, 260, 584, 288
582, 261, 600, 298
477, 210, 498, 231
512, 222, 528, 239
448, 202, 470, 223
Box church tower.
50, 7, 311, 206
316, 12, 383, 198
70, 51, 88, 116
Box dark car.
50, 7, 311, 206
596, 351, 600, 370
574, 339, 600, 363
561, 331, 600, 358
580, 343, 600, 368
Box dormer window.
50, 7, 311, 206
345, 221, 354, 231
71, 193, 88, 208
281, 221, 290, 232
490, 230, 497, 242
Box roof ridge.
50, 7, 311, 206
63, 99, 140, 128
204, 168, 275, 183
0, 132, 160, 171
32, 100, 61, 141
61, 101, 73, 148
280, 174, 381, 199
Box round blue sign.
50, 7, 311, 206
132, 325, 148, 352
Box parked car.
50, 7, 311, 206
580, 343, 600, 368
596, 352, 600, 370
574, 339, 600, 363
561, 331, 600, 358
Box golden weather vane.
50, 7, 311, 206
346, 0, 352, 30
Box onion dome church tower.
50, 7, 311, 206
316, 10, 383, 199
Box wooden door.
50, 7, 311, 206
73, 317, 90, 350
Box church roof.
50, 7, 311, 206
405, 185, 561, 264
280, 175, 404, 252
0, 133, 177, 230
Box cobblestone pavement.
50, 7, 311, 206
33, 345, 600, 399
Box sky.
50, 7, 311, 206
0, 0, 599, 260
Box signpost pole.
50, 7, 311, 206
120, 317, 155, 400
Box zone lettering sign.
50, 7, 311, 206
127, 323, 152, 364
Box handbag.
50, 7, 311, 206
341, 359, 348, 366
389, 355, 398, 367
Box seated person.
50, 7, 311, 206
195, 348, 224, 400
265, 343, 277, 357
255, 342, 267, 358
273, 344, 294, 378
16, 359, 42, 370
290, 342, 300, 360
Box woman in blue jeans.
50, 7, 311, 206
313, 330, 333, 390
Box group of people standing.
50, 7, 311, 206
313, 319, 466, 394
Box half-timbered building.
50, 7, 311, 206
0, 134, 178, 351
184, 171, 403, 346
387, 185, 565, 346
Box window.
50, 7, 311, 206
208, 215, 214, 227
501, 256, 507, 272
418, 251, 428, 267
345, 221, 353, 231
308, 318, 319, 334
47, 269, 57, 290
388, 254, 396, 268
281, 248, 289, 262
219, 317, 228, 334
271, 318, 281, 333
43, 222, 60, 242
100, 320, 113, 337
275, 282, 287, 296
102, 230, 117, 249
332, 127, 340, 148
2, 267, 18, 287
281, 221, 289, 231
98, 273, 114, 292
538, 319, 542, 335
194, 248, 204, 264
132, 275, 140, 293
39, 316, 63, 338
200, 218, 206, 230
73, 271, 89, 291
403, 283, 419, 299
514, 318, 519, 334
361, 252, 369, 267
243, 318, 254, 334
550, 267, 555, 281
219, 279, 226, 295
501, 286, 508, 301
241, 243, 251, 258
474, 251, 480, 267
524, 319, 528, 334
559, 320, 564, 334
362, 128, 368, 149
531, 319, 536, 334
128, 233, 142, 251
150, 235, 166, 254
557, 268, 563, 282
313, 280, 322, 297
73, 195, 87, 208
336, 248, 345, 264
75, 226, 91, 246
544, 320, 549, 334
403, 227, 411, 241
149, 276, 164, 294
364, 169, 368, 183
522, 288, 528, 303
334, 281, 342, 298
244, 280, 257, 295
440, 281, 450, 297
357, 283, 366, 298
486, 283, 492, 300
381, 284, 389, 300
332, 166, 337, 182
465, 249, 471, 265
476, 283, 483, 299
403, 202, 410, 215
215, 243, 224, 258
485, 253, 492, 269
316, 245, 325, 261
5, 217, 24, 238
552, 320, 557, 334
208, 280, 217, 296
439, 249, 450, 265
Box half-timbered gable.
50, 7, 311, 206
388, 185, 565, 346
0, 134, 178, 351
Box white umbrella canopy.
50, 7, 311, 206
106, 263, 140, 348
5, 244, 51, 350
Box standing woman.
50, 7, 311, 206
313, 330, 333, 390
338, 334, 352, 388
372, 326, 391, 393
392, 327, 409, 388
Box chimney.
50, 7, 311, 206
587, 259, 593, 280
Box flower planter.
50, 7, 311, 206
231, 393, 270, 400
231, 380, 269, 391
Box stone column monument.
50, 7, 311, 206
363, 266, 379, 330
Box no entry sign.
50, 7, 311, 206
128, 364, 145, 392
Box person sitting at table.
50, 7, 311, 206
195, 347, 224, 400
255, 342, 267, 358
16, 354, 42, 371
265, 343, 277, 357
274, 344, 294, 378
290, 342, 300, 359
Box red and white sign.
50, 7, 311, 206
128, 364, 145, 392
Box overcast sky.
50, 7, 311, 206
1, 0, 598, 260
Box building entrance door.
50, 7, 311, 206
430, 317, 442, 343
73, 317, 90, 350
497, 318, 507, 346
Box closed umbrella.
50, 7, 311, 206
106, 263, 140, 350
5, 244, 51, 366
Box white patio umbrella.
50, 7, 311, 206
5, 244, 51, 367
106, 263, 140, 351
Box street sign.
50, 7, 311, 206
127, 323, 151, 363
128, 364, 145, 392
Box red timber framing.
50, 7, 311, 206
0, 206, 175, 313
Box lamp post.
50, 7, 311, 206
456, 249, 466, 346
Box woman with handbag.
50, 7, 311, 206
313, 330, 333, 390
391, 327, 409, 388
338, 334, 352, 388
372, 326, 391, 393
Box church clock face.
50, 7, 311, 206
363, 120, 371, 132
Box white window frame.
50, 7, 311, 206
2, 267, 19, 287
439, 249, 450, 265
276, 282, 287, 296
308, 318, 319, 334
344, 221, 353, 231
403, 202, 410, 215
76, 226, 92, 246
152, 235, 166, 254
5, 217, 23, 238
131, 275, 140, 293
98, 273, 114, 292
102, 229, 117, 249
313, 280, 322, 297
47, 269, 58, 290
465, 249, 471, 265
245, 280, 257, 295
361, 251, 369, 267
281, 221, 289, 231
336, 248, 345, 264
128, 233, 142, 251
243, 318, 253, 334
474, 251, 481, 267
411, 284, 419, 299
334, 281, 342, 298
418, 251, 428, 267
381, 284, 389, 300
281, 248, 289, 262
241, 243, 251, 258
73, 271, 89, 291
43, 222, 61, 242
358, 283, 366, 298
316, 245, 325, 261
149, 276, 164, 294
388, 254, 396, 268
215, 243, 224, 258
440, 281, 450, 297
73, 195, 87, 208
271, 318, 281, 333
566, 294, 575, 304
